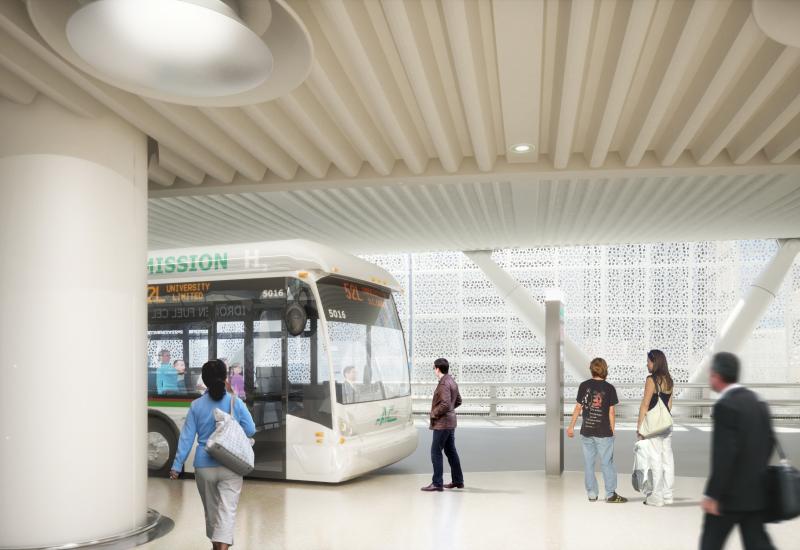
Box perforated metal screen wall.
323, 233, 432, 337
363, 240, 800, 401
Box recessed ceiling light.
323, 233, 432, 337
511, 143, 534, 154
66, 0, 273, 98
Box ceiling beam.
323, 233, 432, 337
553, 0, 595, 169
693, 47, 800, 165
149, 150, 800, 199
441, 0, 497, 171
574, 0, 616, 155
289, 0, 395, 176
144, 100, 266, 182
200, 107, 298, 181
278, 84, 363, 178
657, 11, 764, 166
621, 0, 725, 167
728, 71, 800, 164
364, 1, 436, 158
765, 114, 800, 164
0, 63, 36, 104
315, 0, 428, 174
588, 0, 656, 168
148, 154, 176, 187
420, 0, 472, 158
158, 147, 205, 186
242, 102, 331, 179
382, 0, 462, 173
0, 28, 102, 117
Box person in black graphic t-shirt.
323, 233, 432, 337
567, 358, 627, 503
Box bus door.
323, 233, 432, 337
213, 283, 287, 479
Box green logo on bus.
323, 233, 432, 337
147, 252, 228, 275
376, 406, 398, 426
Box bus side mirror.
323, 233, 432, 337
286, 303, 307, 336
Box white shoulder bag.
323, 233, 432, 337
639, 380, 673, 438
205, 394, 255, 475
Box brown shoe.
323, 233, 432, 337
444, 483, 464, 489
421, 484, 443, 492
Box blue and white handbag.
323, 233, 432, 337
205, 394, 255, 475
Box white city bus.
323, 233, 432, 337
146, 240, 417, 482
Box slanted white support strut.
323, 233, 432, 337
688, 238, 800, 385
465, 250, 592, 382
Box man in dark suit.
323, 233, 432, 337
421, 358, 464, 492
700, 352, 776, 550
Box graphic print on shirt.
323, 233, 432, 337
581, 389, 607, 432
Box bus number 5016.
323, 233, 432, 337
328, 309, 347, 320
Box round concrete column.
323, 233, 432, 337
0, 96, 148, 548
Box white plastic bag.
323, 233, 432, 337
205, 395, 254, 476
632, 439, 654, 494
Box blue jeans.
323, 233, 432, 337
580, 435, 617, 499
431, 429, 464, 486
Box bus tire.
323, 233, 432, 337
148, 416, 177, 478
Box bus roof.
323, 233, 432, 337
147, 239, 401, 292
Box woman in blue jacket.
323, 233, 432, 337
170, 359, 256, 550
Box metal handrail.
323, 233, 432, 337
411, 382, 800, 390
409, 380, 800, 418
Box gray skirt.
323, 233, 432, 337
195, 466, 244, 545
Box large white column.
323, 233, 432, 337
465, 250, 592, 382
688, 238, 800, 385
0, 96, 148, 548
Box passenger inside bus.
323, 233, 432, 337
156, 349, 178, 394
229, 363, 245, 398
342, 366, 358, 404
173, 359, 187, 393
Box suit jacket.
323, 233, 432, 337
705, 386, 775, 512
429, 374, 462, 430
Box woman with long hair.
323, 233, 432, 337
636, 349, 675, 506
170, 359, 256, 550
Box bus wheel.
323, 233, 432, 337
148, 416, 177, 478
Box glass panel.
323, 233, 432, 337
371, 324, 410, 400
146, 326, 209, 396
286, 279, 332, 428
251, 307, 285, 475
316, 276, 410, 405
147, 277, 288, 478
147, 335, 183, 395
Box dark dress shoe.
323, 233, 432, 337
444, 483, 464, 489
420, 484, 443, 492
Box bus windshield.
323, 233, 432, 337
317, 276, 410, 405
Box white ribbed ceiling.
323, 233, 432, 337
147, 169, 800, 252
1, 0, 799, 252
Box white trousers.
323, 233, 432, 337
646, 431, 674, 505
195, 467, 244, 545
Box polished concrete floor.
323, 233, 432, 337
379, 419, 800, 477
144, 471, 799, 550
142, 420, 800, 549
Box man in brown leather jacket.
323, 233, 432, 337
421, 358, 464, 492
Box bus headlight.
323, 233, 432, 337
339, 420, 352, 435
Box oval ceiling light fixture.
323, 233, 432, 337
511, 143, 535, 154
27, 0, 313, 106
752, 0, 800, 48
66, 0, 273, 98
